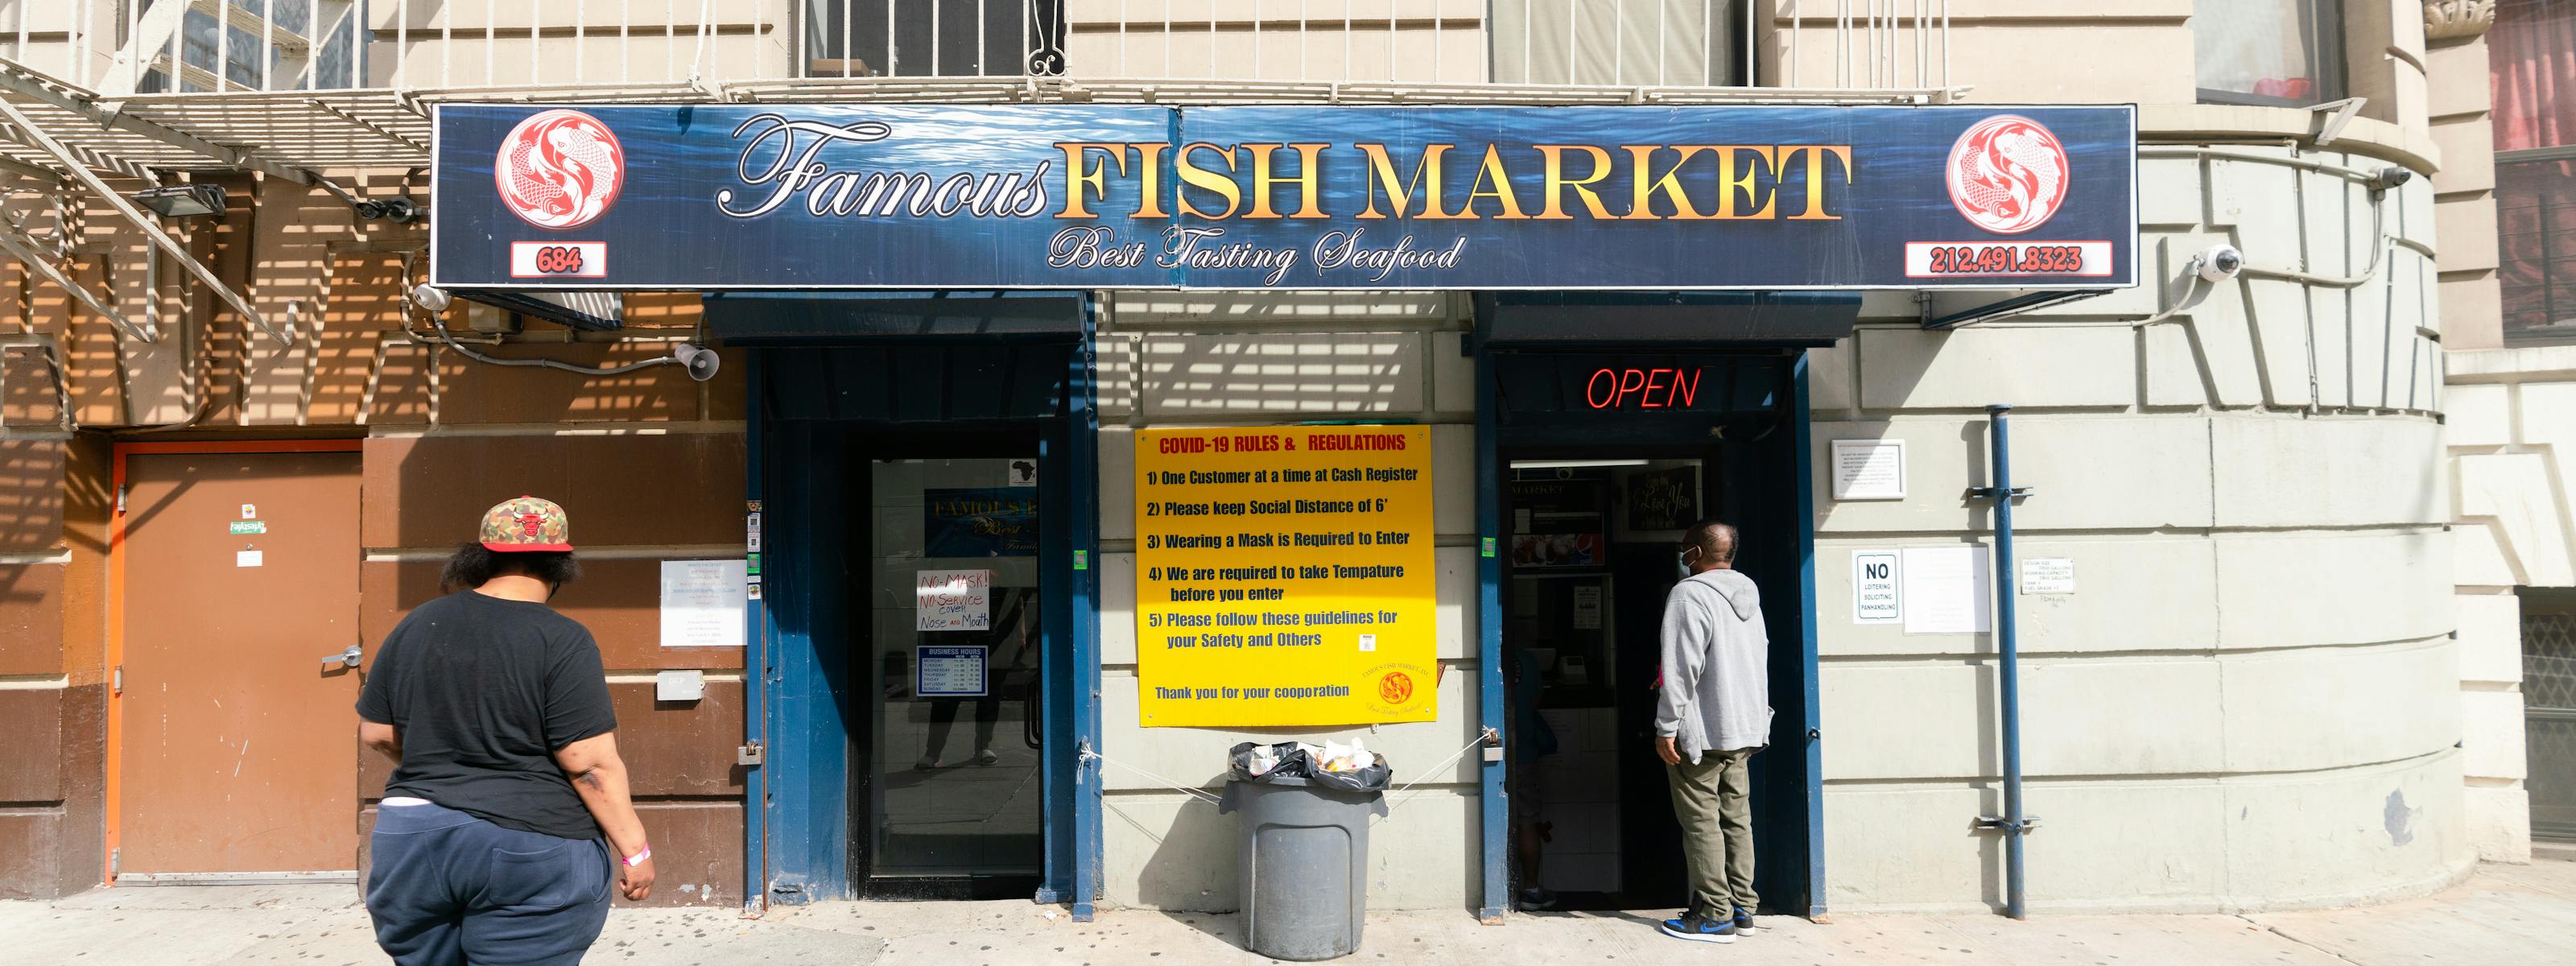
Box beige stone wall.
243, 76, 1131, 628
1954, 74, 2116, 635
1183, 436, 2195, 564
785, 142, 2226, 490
2416, 4, 2539, 863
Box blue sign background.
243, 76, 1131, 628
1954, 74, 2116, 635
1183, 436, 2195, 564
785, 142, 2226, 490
433, 103, 2134, 291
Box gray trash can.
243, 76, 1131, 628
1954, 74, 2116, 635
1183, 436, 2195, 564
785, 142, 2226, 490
1219, 775, 1389, 961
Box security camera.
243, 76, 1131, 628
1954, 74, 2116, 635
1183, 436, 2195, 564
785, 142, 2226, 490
410, 283, 452, 312
2194, 245, 2244, 282
2368, 167, 2413, 193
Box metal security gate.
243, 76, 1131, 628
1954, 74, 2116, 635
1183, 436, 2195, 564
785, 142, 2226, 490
2528, 600, 2576, 842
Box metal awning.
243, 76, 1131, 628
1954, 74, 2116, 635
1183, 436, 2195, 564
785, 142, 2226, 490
1475, 292, 1864, 349
704, 291, 1088, 345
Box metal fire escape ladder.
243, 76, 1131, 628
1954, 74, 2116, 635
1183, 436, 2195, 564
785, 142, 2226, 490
0, 59, 295, 346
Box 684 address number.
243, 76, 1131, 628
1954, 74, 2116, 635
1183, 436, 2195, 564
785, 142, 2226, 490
508, 240, 608, 279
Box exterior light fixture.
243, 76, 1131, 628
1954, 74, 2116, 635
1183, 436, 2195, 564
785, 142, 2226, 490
130, 184, 226, 218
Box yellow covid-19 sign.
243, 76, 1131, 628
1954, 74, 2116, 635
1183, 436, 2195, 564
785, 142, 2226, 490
1133, 425, 1435, 727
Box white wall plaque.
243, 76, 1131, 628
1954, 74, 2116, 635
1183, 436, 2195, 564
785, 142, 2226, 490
1831, 439, 1907, 500
2020, 557, 2076, 595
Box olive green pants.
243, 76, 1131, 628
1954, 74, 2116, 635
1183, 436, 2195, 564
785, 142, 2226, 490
1666, 746, 1757, 916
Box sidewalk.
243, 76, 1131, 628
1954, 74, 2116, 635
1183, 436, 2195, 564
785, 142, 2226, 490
4, 857, 2572, 964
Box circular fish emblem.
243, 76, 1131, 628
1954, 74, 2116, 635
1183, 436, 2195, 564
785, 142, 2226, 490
1377, 671, 1415, 706
1945, 115, 2070, 234
494, 109, 625, 230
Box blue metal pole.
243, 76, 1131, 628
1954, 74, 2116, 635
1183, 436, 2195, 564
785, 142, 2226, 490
1071, 300, 1104, 922
1472, 321, 1509, 923
1791, 355, 1827, 919
1985, 402, 2028, 920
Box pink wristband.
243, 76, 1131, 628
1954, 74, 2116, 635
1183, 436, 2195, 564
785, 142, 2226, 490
622, 845, 650, 868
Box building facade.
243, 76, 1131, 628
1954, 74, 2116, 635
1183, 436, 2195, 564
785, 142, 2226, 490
0, 0, 2547, 920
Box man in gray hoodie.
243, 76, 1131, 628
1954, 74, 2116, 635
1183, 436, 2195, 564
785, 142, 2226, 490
1654, 519, 1772, 944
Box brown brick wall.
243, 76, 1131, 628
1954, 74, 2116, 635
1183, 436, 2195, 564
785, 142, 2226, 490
0, 435, 94, 900
356, 428, 749, 905
0, 564, 64, 676
0, 685, 105, 900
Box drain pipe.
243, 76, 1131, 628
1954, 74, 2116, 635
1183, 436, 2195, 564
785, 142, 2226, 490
1972, 403, 2037, 919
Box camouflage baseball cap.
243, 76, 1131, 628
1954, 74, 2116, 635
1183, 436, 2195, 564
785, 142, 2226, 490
479, 495, 572, 552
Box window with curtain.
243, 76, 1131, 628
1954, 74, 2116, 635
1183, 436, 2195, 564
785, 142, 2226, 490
2492, 0, 2576, 344
2193, 0, 2346, 106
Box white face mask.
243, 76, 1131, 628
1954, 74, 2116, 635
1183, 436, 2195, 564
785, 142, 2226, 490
1678, 545, 1703, 578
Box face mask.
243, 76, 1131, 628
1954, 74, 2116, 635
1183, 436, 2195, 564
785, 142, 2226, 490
1677, 546, 1702, 579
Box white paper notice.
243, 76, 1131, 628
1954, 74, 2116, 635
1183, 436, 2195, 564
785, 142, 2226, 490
2021, 558, 2077, 594
1572, 586, 1603, 630
660, 559, 749, 648
916, 569, 993, 631
235, 549, 262, 568
1901, 546, 1991, 634
1852, 551, 1901, 624
1831, 440, 1908, 500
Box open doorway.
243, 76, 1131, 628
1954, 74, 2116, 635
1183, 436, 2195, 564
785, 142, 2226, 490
1484, 349, 1820, 916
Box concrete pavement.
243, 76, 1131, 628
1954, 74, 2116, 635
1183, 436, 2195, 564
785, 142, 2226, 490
4, 857, 2572, 964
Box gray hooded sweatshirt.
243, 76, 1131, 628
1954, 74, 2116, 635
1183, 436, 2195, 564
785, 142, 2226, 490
1655, 568, 1773, 762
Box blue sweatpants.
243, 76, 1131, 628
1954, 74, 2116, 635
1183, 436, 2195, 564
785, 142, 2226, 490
365, 800, 614, 966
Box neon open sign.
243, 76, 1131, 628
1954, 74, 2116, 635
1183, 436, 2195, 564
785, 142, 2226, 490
1584, 367, 1707, 410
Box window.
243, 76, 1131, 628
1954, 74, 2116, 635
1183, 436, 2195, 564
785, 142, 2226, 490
2492, 0, 2576, 343
805, 0, 1067, 78
1488, 0, 1752, 87
2193, 0, 2347, 107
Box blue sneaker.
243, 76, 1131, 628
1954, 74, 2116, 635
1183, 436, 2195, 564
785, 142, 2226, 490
1732, 906, 1758, 935
1658, 912, 1737, 944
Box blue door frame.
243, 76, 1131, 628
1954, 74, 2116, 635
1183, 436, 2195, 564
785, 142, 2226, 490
1472, 343, 1828, 920
737, 296, 1103, 914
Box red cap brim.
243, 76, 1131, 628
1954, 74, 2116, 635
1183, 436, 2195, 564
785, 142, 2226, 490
484, 542, 574, 552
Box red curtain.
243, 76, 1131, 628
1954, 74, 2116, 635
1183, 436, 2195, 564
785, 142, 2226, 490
2492, 0, 2576, 152
2491, 1, 2576, 336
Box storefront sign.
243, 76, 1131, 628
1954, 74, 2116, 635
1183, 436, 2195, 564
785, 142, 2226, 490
1133, 426, 1436, 726
1585, 367, 1707, 410
433, 104, 2135, 291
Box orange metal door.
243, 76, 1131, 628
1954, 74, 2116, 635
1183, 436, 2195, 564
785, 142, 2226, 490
118, 450, 363, 876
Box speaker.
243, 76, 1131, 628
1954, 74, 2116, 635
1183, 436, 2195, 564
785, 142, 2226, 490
673, 344, 721, 382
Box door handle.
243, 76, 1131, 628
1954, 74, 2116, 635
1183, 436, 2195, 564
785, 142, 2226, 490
324, 645, 361, 670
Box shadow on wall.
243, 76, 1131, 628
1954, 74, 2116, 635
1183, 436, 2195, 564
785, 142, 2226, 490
1134, 334, 1418, 415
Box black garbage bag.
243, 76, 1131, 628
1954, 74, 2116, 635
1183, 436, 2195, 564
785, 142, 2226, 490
1305, 753, 1391, 793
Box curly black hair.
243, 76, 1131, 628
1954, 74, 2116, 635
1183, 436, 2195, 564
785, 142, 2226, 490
440, 542, 583, 593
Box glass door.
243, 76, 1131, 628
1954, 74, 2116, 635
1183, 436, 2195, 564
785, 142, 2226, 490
857, 450, 1046, 895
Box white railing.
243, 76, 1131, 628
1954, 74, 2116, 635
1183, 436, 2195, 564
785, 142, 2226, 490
0, 1, 1951, 93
